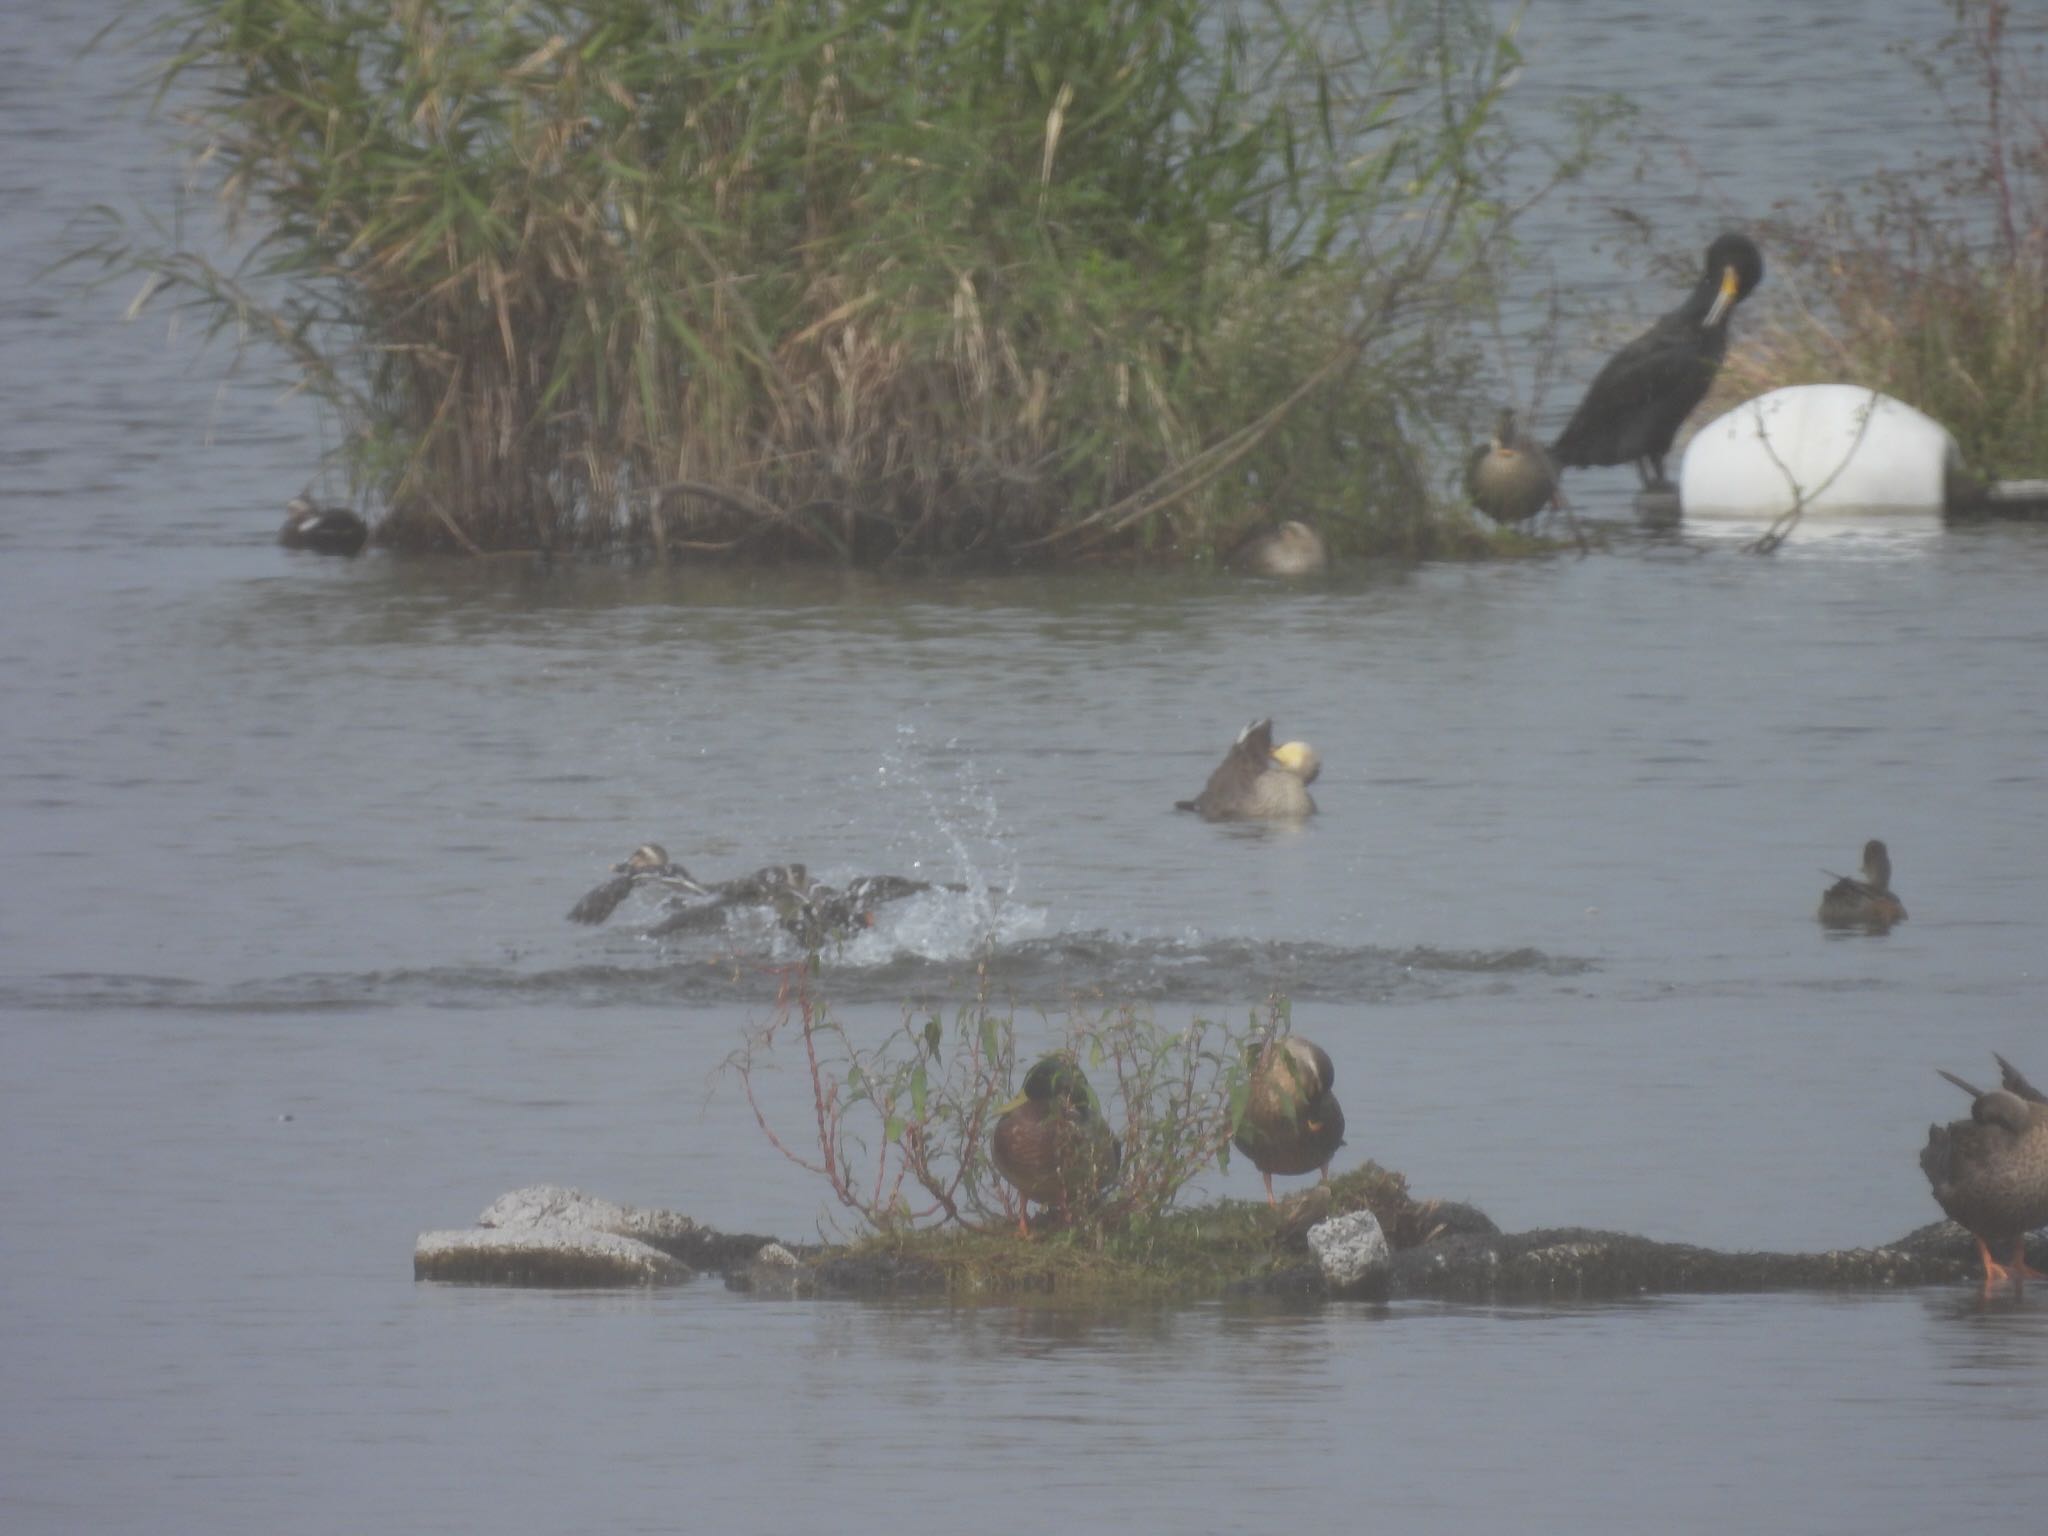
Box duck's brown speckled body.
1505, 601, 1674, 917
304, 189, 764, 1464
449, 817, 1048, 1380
1234, 1036, 1346, 1205
1466, 408, 1559, 526
1175, 718, 1320, 822
1230, 520, 1328, 577
991, 1058, 1121, 1235
1817, 839, 1907, 930
1920, 1054, 2048, 1295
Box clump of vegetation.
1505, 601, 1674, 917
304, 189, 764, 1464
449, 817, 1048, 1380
837, 1161, 1430, 1299
85, 0, 1558, 563
1704, 0, 2046, 480
728, 967, 1264, 1236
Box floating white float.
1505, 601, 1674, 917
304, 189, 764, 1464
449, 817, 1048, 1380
1678, 384, 1964, 519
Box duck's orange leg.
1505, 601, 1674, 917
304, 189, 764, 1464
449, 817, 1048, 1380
2012, 1237, 2046, 1290
1976, 1235, 2016, 1296
1262, 1172, 1278, 1207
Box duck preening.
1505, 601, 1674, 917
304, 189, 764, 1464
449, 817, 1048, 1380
991, 1057, 1122, 1236
1466, 407, 1560, 526
1233, 1035, 1346, 1205
1551, 232, 1765, 489
278, 497, 371, 556
1175, 718, 1321, 821
1920, 1055, 2048, 1295
1817, 839, 1907, 930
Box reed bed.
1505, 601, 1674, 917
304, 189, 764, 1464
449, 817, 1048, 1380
1705, 0, 2046, 481
87, 0, 1539, 562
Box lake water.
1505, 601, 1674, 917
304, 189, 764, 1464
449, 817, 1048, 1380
4, 3, 2046, 1532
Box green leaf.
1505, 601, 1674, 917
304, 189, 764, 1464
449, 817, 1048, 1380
910, 1063, 928, 1120
923, 1016, 942, 1059
883, 1115, 906, 1144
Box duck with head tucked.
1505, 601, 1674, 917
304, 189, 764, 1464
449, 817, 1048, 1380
279, 497, 371, 556
1234, 1035, 1346, 1205
1817, 839, 1907, 930
990, 1056, 1122, 1237
1229, 519, 1328, 577
1920, 1054, 2048, 1296
1175, 718, 1320, 822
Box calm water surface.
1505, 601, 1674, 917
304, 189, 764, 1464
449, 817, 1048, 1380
5, 3, 2047, 1533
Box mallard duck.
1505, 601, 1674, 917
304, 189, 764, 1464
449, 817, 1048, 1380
1920, 1055, 2048, 1295
1551, 232, 1765, 489
278, 497, 371, 556
1466, 407, 1560, 525
1175, 718, 1321, 821
567, 843, 708, 924
1234, 1035, 1346, 1205
1230, 520, 1328, 577
1817, 839, 1907, 930
990, 1057, 1122, 1236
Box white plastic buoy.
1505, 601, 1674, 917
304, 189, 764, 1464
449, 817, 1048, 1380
1679, 385, 1962, 519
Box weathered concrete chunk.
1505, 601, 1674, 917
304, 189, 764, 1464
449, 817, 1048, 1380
414, 1223, 690, 1287
478, 1184, 698, 1241
1308, 1209, 1391, 1298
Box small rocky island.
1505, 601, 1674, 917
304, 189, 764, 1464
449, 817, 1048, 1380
414, 1178, 2021, 1304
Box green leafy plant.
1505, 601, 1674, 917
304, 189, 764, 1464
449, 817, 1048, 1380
78, 0, 1575, 562
726, 965, 1292, 1237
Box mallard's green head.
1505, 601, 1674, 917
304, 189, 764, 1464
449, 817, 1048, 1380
1000, 1057, 1100, 1117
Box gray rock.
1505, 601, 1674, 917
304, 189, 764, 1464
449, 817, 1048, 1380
1308, 1209, 1391, 1298
477, 1184, 698, 1243
413, 1223, 690, 1287
414, 1185, 698, 1287
734, 1241, 816, 1299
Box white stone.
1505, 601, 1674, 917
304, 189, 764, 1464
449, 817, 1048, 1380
1680, 385, 1961, 519
477, 1184, 697, 1242
414, 1222, 689, 1286
1308, 1209, 1390, 1293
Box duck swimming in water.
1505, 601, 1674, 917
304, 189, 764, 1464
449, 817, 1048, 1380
1229, 520, 1328, 577
1175, 718, 1320, 822
1920, 1055, 2048, 1295
279, 497, 371, 556
567, 843, 709, 923
1234, 1035, 1346, 1205
990, 1056, 1122, 1237
1551, 232, 1765, 489
1817, 839, 1907, 930
1466, 407, 1560, 526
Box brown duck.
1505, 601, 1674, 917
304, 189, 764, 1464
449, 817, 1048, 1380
1230, 519, 1328, 577
990, 1057, 1121, 1236
1234, 1036, 1346, 1205
1920, 1054, 2048, 1295
1817, 840, 1907, 930
1175, 718, 1320, 822
1465, 408, 1560, 526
